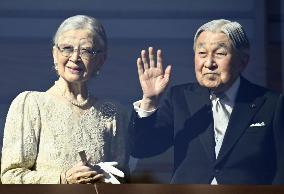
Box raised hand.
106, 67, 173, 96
137, 47, 172, 110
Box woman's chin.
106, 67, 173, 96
61, 75, 88, 84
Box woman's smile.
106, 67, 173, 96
66, 66, 83, 74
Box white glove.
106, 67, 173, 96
97, 162, 124, 184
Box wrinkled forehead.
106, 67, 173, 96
196, 31, 232, 49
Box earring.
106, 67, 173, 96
53, 63, 60, 77
54, 63, 58, 72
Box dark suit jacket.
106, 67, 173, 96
130, 77, 284, 184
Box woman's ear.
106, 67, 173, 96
52, 46, 58, 65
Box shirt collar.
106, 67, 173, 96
209, 76, 240, 103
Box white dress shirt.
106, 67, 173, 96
210, 77, 240, 184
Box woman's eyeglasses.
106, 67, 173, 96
56, 44, 103, 60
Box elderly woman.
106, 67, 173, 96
1, 15, 129, 184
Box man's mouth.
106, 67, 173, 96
204, 72, 219, 75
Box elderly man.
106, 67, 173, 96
130, 19, 284, 184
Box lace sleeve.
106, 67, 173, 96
1, 91, 60, 183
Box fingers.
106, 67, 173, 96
79, 170, 100, 178
68, 161, 125, 184
66, 162, 91, 176
157, 49, 163, 70
164, 65, 172, 80
139, 47, 157, 70
66, 169, 103, 184
141, 50, 149, 69
93, 173, 105, 180
72, 173, 104, 184
137, 58, 144, 76
149, 47, 155, 68
137, 47, 169, 76
65, 161, 124, 184
65, 162, 103, 184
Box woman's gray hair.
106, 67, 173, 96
53, 15, 107, 52
193, 19, 250, 55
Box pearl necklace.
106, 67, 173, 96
54, 81, 90, 107
61, 92, 90, 107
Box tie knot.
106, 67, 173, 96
210, 92, 227, 102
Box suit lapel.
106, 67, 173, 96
216, 78, 266, 164
184, 84, 216, 163
184, 84, 211, 115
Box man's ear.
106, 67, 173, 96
240, 54, 249, 71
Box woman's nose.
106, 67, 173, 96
69, 48, 82, 62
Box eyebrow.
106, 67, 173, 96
196, 43, 205, 49
216, 42, 229, 49
79, 39, 94, 45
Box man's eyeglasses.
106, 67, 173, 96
56, 45, 103, 60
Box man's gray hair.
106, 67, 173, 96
193, 19, 250, 55
53, 15, 107, 52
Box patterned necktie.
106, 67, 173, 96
211, 93, 230, 158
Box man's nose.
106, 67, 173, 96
204, 55, 216, 69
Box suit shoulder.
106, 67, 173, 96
170, 82, 200, 92
244, 79, 281, 101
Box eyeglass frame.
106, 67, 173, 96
55, 44, 103, 60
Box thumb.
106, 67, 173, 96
164, 65, 172, 80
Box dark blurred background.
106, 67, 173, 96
0, 0, 283, 183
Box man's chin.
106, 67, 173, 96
199, 81, 220, 90
203, 84, 229, 93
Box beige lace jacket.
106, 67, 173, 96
1, 91, 129, 183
